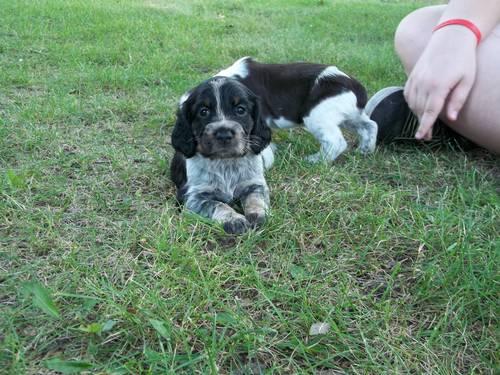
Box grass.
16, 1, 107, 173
0, 0, 498, 373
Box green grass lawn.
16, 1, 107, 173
1, 0, 498, 373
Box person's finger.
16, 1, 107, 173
419, 124, 432, 141
405, 76, 420, 117
403, 77, 412, 104
415, 91, 447, 140
413, 77, 429, 119
446, 76, 474, 121
422, 98, 435, 141
415, 86, 426, 120
423, 129, 433, 141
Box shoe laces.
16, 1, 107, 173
394, 111, 419, 141
394, 111, 455, 149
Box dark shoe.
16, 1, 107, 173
365, 87, 476, 150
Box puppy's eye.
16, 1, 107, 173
199, 107, 210, 118
235, 105, 247, 116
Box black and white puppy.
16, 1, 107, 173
216, 57, 377, 162
170, 76, 273, 234
170, 57, 377, 234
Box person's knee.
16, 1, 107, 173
394, 10, 427, 72
394, 6, 444, 73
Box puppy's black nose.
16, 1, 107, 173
214, 128, 235, 142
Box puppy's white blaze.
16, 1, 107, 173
269, 116, 298, 129
210, 78, 226, 121
303, 91, 358, 160
261, 144, 275, 170
315, 66, 349, 84
215, 56, 250, 78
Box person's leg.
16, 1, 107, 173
394, 5, 500, 153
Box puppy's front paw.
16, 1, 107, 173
246, 212, 266, 228
223, 216, 250, 234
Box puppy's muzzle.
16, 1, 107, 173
199, 121, 246, 158
214, 127, 236, 144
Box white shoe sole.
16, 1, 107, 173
364, 86, 403, 118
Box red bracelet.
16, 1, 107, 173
433, 19, 482, 44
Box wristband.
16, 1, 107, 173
433, 19, 482, 44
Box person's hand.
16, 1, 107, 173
404, 26, 478, 140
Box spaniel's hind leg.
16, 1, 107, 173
340, 111, 378, 155
303, 93, 355, 162
260, 144, 276, 170
303, 123, 347, 163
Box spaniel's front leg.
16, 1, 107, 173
235, 182, 269, 229
185, 189, 250, 234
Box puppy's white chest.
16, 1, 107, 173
186, 154, 265, 198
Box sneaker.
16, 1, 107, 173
365, 86, 476, 150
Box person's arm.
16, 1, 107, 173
404, 0, 500, 140
439, 0, 500, 36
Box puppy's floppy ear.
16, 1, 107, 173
171, 95, 197, 158
249, 94, 272, 154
